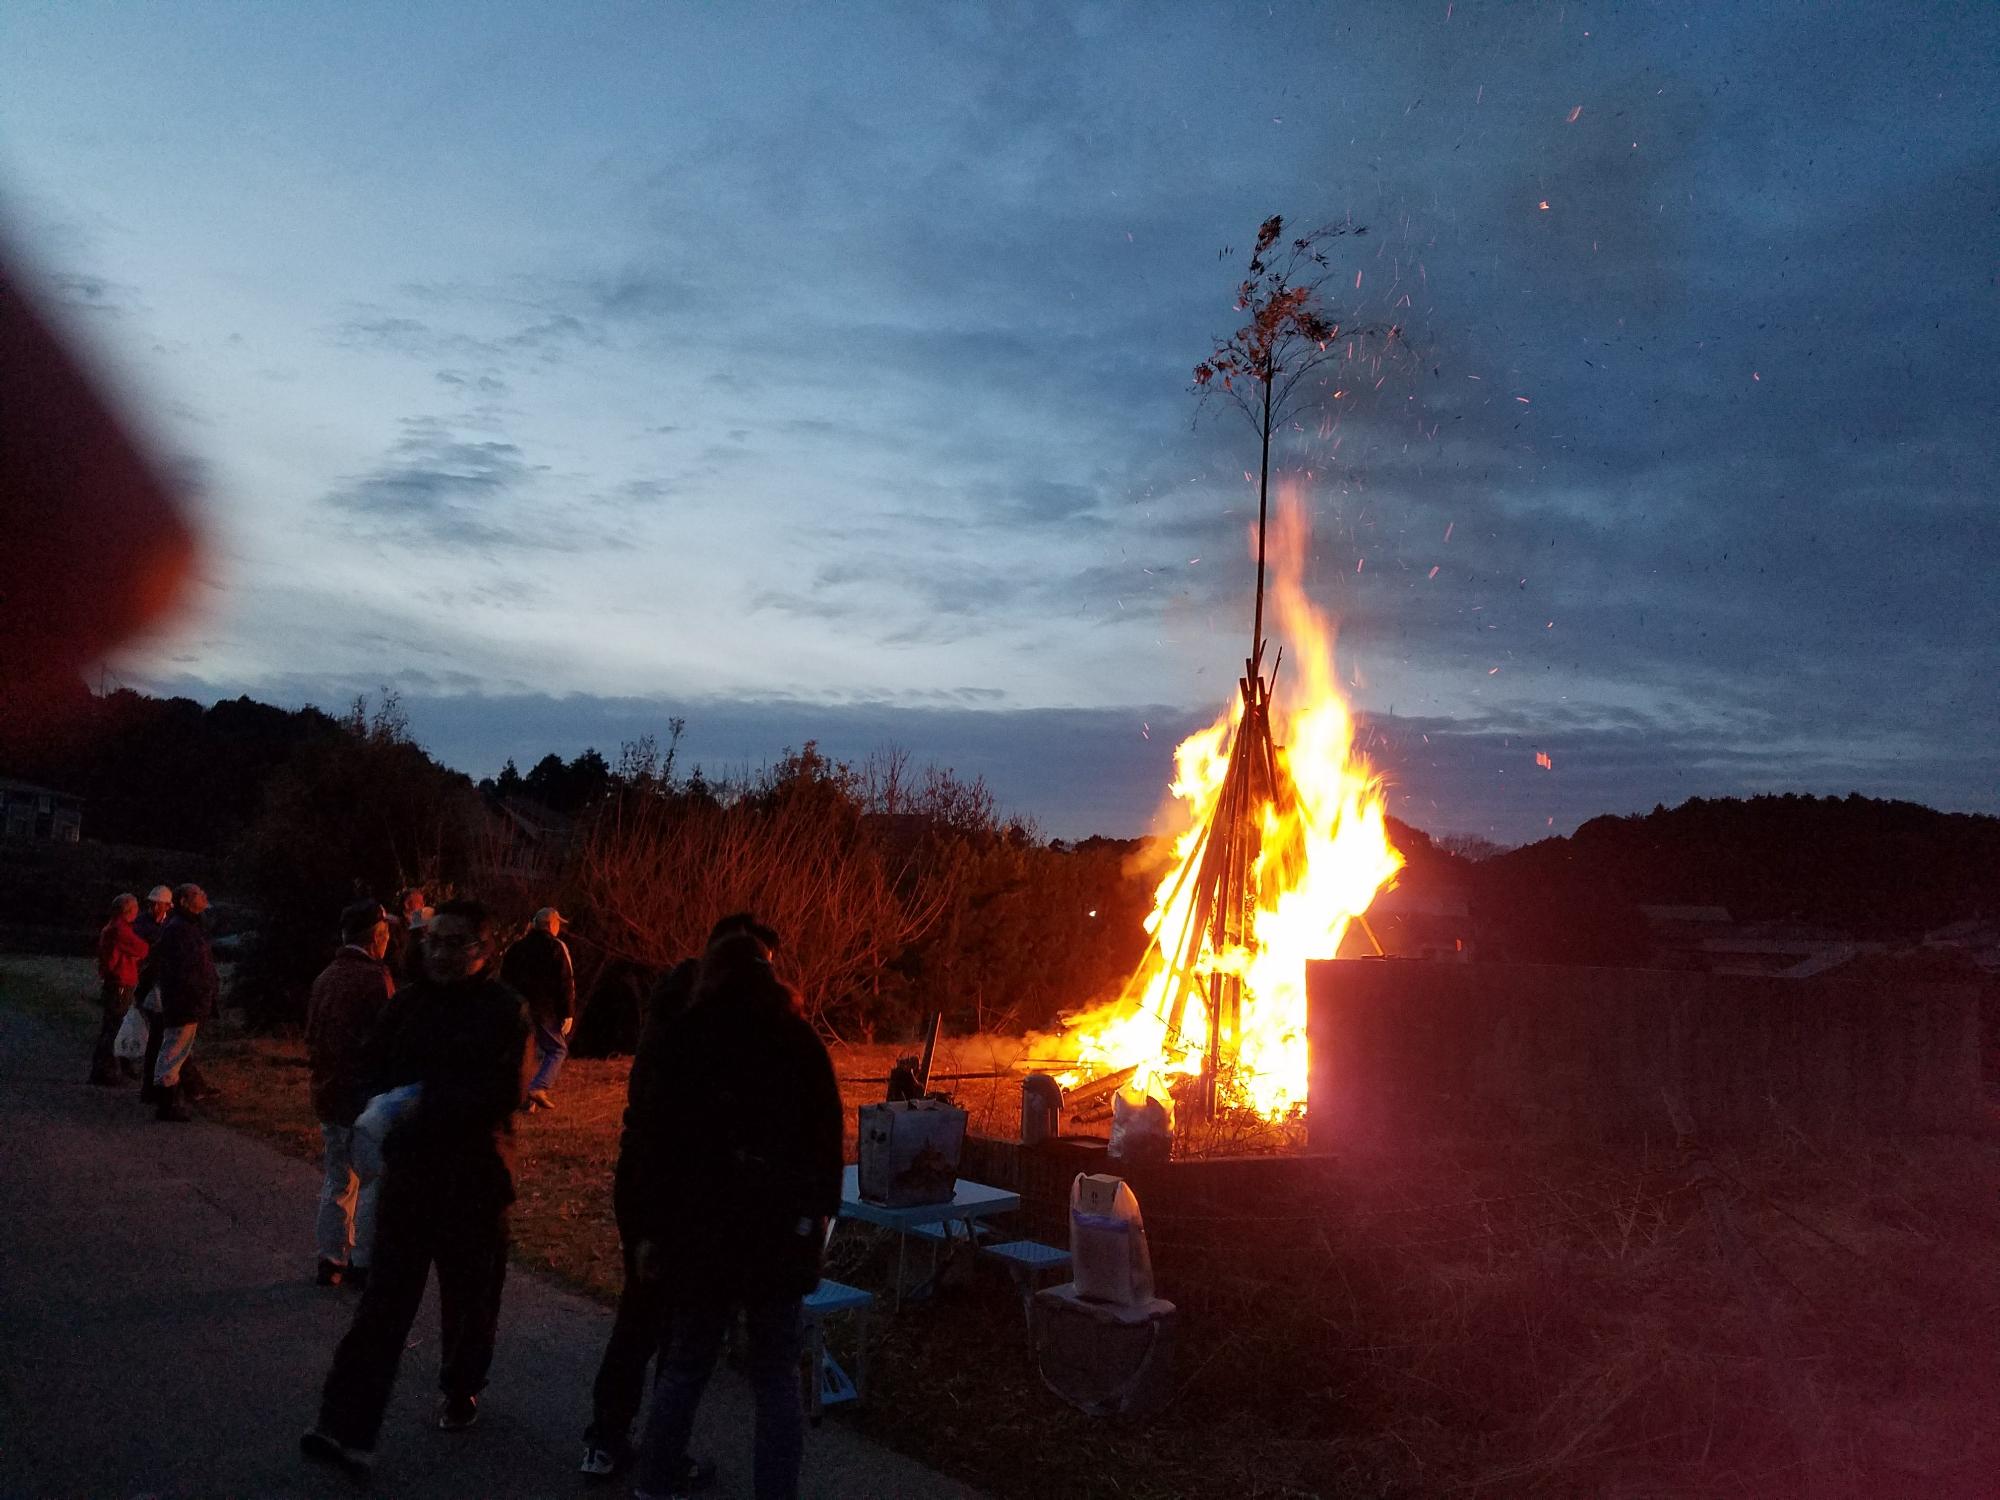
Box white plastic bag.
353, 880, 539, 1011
1070, 1172, 1155, 1307
112, 1006, 148, 1062
351, 1083, 423, 1175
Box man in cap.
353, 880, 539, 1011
128, 884, 174, 1083
306, 901, 397, 1288
147, 883, 218, 1123
136, 884, 174, 945
499, 907, 575, 1112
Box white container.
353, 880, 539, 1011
1069, 1172, 1155, 1307
857, 1099, 967, 1206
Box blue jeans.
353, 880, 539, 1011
153, 1023, 199, 1087
634, 1295, 804, 1500
528, 1020, 568, 1093
316, 1122, 379, 1269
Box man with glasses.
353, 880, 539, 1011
303, 899, 531, 1479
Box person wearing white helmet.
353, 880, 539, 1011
130, 884, 175, 1092
135, 884, 174, 945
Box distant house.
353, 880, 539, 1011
0, 778, 83, 844
480, 792, 574, 878
1638, 904, 1882, 978
1354, 884, 1476, 962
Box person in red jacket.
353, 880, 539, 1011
88, 893, 150, 1085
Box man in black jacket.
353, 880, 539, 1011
577, 956, 706, 1484
627, 916, 843, 1500
500, 906, 575, 1112
301, 898, 531, 1479
148, 884, 217, 1123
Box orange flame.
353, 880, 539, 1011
1055, 484, 1403, 1121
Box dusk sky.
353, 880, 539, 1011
4, 2, 1994, 843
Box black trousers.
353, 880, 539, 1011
318, 1168, 511, 1450
89, 982, 134, 1078
587, 1239, 673, 1445
138, 1009, 163, 1098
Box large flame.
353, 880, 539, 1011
1058, 484, 1403, 1121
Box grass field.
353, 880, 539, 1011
7, 954, 1997, 1498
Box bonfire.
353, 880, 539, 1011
1054, 216, 1406, 1133
1057, 487, 1403, 1127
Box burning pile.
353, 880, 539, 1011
1055, 487, 1403, 1126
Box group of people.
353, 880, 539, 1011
296, 898, 843, 1500
90, 881, 220, 1121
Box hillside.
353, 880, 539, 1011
1461, 794, 2000, 963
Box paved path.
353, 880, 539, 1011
0, 1002, 976, 1499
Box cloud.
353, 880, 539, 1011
48, 270, 140, 315
20, 2, 1996, 837
321, 417, 542, 549
435, 368, 510, 397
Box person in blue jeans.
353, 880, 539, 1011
624, 916, 844, 1500
499, 907, 575, 1111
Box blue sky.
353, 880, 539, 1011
4, 1, 1995, 841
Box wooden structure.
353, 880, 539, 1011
1307, 958, 1985, 1145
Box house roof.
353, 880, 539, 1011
0, 776, 83, 802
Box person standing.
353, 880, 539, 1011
87, 893, 149, 1085
500, 906, 574, 1112
578, 957, 711, 1486
130, 883, 173, 1089
148, 883, 217, 1123
386, 887, 429, 985
305, 901, 397, 1289
627, 917, 843, 1500
302, 898, 531, 1479
135, 884, 174, 946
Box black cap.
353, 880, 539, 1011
340, 900, 389, 942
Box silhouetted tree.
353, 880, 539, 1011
1193, 213, 1391, 653
232, 692, 485, 1027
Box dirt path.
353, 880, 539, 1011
0, 994, 976, 1499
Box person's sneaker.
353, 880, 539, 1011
300, 1426, 374, 1479
677, 1455, 717, 1491
637, 1455, 716, 1494
578, 1440, 622, 1479
154, 1089, 194, 1123
434, 1393, 479, 1431
316, 1260, 346, 1288
524, 1089, 555, 1112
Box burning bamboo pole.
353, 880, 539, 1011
1142, 640, 1293, 1121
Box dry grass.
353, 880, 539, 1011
7, 953, 1997, 1499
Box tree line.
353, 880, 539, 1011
9, 684, 1994, 1036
